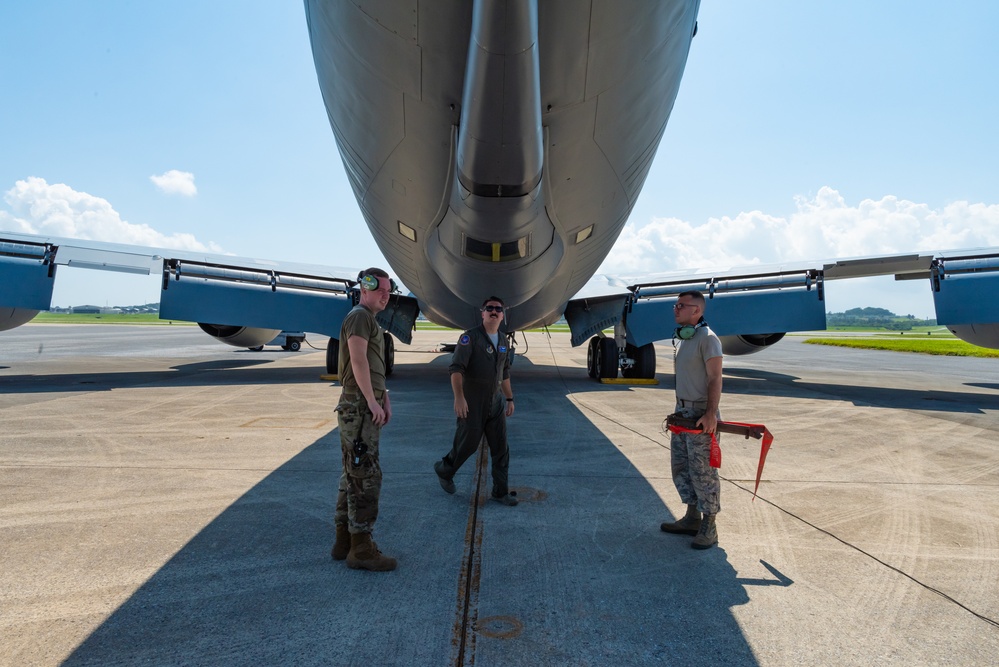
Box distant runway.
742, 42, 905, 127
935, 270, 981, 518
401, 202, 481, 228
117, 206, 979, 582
0, 324, 330, 361
1, 325, 997, 665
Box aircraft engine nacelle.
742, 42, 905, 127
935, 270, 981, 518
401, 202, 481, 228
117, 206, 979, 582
945, 323, 999, 349
931, 253, 999, 349
197, 323, 280, 348
0, 307, 40, 332
718, 333, 786, 356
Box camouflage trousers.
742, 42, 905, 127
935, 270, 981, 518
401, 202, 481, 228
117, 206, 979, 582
334, 392, 383, 534
669, 404, 721, 515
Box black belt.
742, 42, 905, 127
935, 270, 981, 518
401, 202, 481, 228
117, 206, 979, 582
677, 398, 708, 409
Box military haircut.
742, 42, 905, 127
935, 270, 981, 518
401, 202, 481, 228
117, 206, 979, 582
481, 295, 505, 308
677, 290, 705, 305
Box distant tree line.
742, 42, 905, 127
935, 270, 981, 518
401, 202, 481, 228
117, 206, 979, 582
826, 307, 936, 330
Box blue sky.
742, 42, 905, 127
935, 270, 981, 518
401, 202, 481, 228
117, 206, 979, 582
2, 1, 997, 318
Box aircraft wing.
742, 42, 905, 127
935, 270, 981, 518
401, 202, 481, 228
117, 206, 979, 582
0, 231, 419, 346
565, 247, 999, 352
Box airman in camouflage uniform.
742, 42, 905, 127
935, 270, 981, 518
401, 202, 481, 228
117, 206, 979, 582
661, 290, 724, 549
331, 268, 397, 571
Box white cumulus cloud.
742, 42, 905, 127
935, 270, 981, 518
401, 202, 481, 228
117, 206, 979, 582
599, 186, 999, 318
601, 186, 999, 274
150, 169, 197, 196
0, 177, 222, 252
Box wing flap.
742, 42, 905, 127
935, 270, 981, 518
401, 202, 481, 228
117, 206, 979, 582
160, 275, 354, 337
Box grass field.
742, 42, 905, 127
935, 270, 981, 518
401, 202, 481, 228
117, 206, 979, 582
32, 313, 195, 325
803, 337, 999, 357
825, 325, 941, 333
32, 313, 570, 333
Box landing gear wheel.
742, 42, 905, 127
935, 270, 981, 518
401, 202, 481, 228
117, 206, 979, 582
622, 343, 656, 379
594, 337, 618, 380
326, 338, 340, 375
586, 336, 599, 378
383, 332, 395, 376
289, 340, 302, 352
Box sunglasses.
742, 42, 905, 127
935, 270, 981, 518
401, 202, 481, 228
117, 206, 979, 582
673, 303, 697, 310
483, 305, 504, 313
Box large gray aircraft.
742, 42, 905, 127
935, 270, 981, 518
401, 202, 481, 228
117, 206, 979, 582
3, 0, 999, 378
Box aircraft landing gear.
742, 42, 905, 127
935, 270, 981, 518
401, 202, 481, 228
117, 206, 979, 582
587, 336, 619, 380
622, 342, 656, 379
326, 337, 340, 374
383, 332, 395, 376
587, 336, 656, 380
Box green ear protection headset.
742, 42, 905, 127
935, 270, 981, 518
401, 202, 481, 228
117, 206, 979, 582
674, 320, 707, 340
357, 271, 397, 293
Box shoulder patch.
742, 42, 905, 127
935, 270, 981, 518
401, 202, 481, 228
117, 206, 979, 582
498, 345, 507, 353
459, 334, 471, 345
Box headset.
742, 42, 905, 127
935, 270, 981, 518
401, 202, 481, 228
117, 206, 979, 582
357, 271, 397, 293
674, 320, 707, 341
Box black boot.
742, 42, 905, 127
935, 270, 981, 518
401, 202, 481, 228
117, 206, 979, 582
434, 460, 456, 494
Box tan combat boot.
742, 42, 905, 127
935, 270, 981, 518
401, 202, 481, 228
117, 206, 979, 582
691, 513, 717, 550
330, 523, 350, 561
660, 504, 701, 535
346, 532, 397, 571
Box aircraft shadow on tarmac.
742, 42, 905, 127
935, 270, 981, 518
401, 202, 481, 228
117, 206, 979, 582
62, 355, 770, 666
5, 349, 996, 422
0, 359, 324, 395
723, 367, 999, 415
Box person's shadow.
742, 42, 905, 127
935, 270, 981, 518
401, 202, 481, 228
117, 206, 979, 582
62, 351, 771, 666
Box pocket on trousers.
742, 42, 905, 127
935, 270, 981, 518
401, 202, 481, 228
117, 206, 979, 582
336, 399, 361, 425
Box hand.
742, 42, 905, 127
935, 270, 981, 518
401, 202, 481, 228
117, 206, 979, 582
505, 400, 514, 417
382, 393, 392, 425
454, 396, 469, 419
369, 401, 388, 427
696, 413, 718, 435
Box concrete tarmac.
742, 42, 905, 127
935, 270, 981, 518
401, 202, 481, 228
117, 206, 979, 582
1, 325, 998, 666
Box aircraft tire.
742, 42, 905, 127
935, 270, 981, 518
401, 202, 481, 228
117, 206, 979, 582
586, 337, 599, 378
326, 338, 340, 374
383, 332, 395, 376
595, 337, 618, 380
289, 340, 302, 352
623, 343, 656, 379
